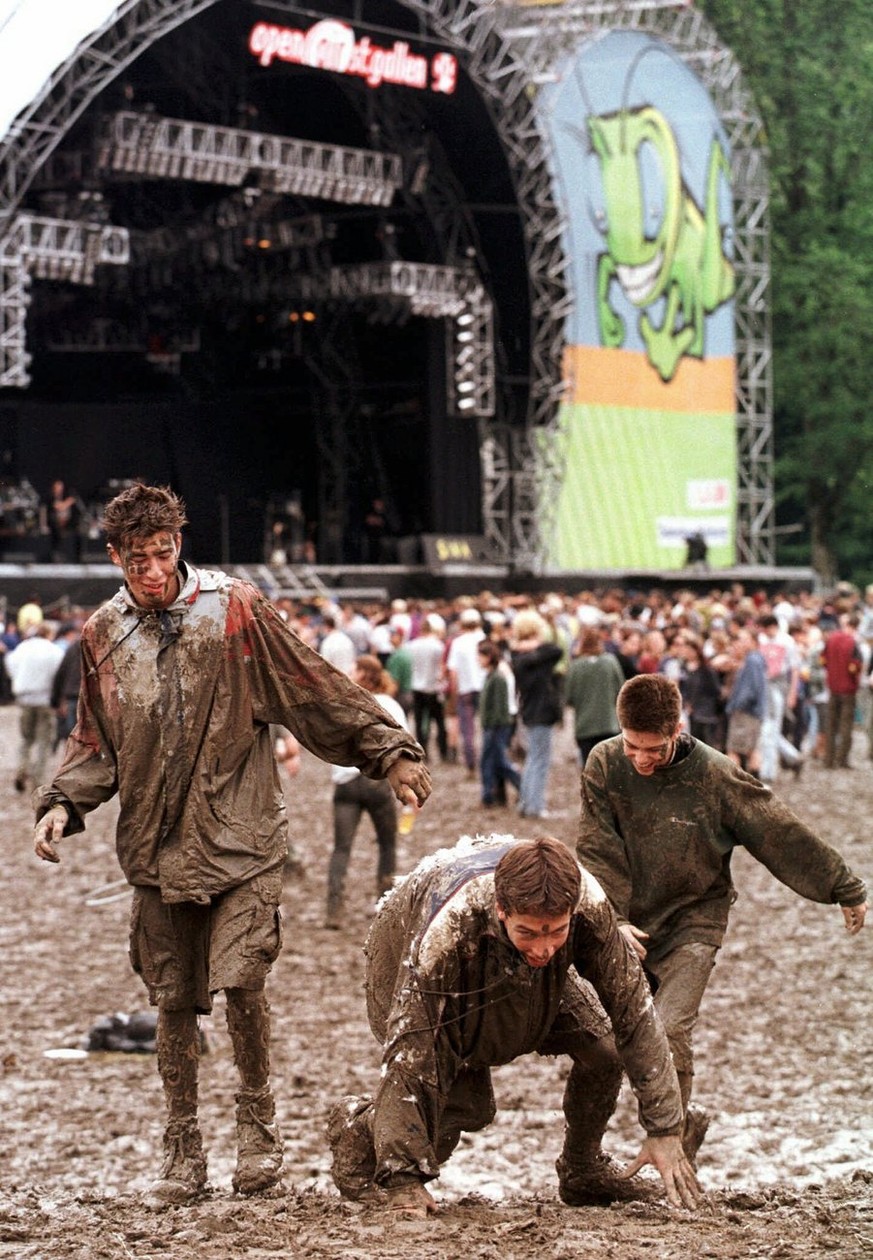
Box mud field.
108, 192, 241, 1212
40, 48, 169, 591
1, 703, 871, 1259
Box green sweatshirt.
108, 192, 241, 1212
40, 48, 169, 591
578, 734, 866, 964
478, 668, 512, 729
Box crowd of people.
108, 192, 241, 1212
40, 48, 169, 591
7, 574, 873, 914
266, 576, 873, 799
4, 493, 869, 1218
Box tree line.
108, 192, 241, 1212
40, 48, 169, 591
702, 0, 873, 586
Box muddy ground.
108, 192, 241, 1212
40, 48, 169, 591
1, 703, 871, 1259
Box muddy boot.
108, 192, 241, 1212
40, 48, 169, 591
326, 1094, 383, 1203
232, 1087, 284, 1195
148, 1118, 208, 1208
556, 1151, 661, 1207
682, 1104, 711, 1170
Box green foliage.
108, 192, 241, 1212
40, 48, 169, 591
702, 0, 873, 582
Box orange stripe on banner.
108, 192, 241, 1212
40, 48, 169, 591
563, 345, 736, 413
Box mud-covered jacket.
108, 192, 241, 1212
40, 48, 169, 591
578, 735, 867, 963
364, 837, 683, 1184
34, 564, 423, 902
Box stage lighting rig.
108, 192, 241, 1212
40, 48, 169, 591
0, 213, 130, 387
96, 111, 403, 207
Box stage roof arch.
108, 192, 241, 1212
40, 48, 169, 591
0, 1, 123, 143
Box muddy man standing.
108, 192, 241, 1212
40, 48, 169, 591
33, 482, 430, 1207
577, 674, 867, 1166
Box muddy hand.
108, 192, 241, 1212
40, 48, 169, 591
34, 805, 70, 863
619, 922, 649, 960
842, 902, 866, 935
387, 757, 433, 808
624, 1134, 702, 1210
384, 1180, 438, 1218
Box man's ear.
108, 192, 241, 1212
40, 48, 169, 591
107, 544, 122, 570
495, 903, 506, 923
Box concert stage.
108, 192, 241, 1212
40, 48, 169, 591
0, 559, 821, 621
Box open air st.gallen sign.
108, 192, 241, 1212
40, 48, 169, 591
248, 18, 458, 94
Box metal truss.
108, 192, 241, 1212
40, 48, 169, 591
497, 0, 775, 567
0, 0, 221, 232
328, 261, 467, 316
449, 293, 495, 419
0, 0, 770, 567
398, 0, 573, 569
0, 214, 130, 386
96, 110, 403, 206
327, 260, 496, 417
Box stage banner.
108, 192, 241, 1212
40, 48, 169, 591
538, 30, 736, 569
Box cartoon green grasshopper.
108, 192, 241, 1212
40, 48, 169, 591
588, 105, 735, 382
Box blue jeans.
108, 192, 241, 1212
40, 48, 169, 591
519, 723, 554, 817
480, 725, 520, 804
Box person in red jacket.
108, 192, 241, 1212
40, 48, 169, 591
822, 613, 862, 769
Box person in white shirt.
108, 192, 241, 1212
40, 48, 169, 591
319, 611, 357, 677
445, 608, 485, 773
407, 614, 448, 760
325, 655, 409, 928
5, 623, 64, 791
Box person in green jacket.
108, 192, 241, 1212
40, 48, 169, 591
564, 626, 624, 766
577, 673, 868, 1167
477, 638, 520, 806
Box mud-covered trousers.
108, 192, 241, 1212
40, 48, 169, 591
367, 975, 621, 1181
645, 942, 718, 1111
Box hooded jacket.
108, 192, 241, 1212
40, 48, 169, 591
35, 564, 423, 903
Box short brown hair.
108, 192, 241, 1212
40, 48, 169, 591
102, 483, 187, 551
616, 674, 681, 735
355, 653, 393, 695
494, 838, 581, 917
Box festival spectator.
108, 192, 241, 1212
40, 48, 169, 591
5, 622, 64, 791
822, 614, 862, 769
445, 607, 485, 775
319, 610, 357, 677
510, 610, 563, 819
564, 626, 624, 767
386, 625, 413, 717
325, 655, 409, 929
477, 639, 520, 808
756, 614, 802, 783
679, 636, 726, 750
724, 627, 767, 775
407, 614, 448, 762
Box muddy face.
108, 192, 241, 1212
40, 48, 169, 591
108, 531, 182, 609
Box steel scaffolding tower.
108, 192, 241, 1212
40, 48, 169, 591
0, 215, 129, 387
496, 0, 775, 566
